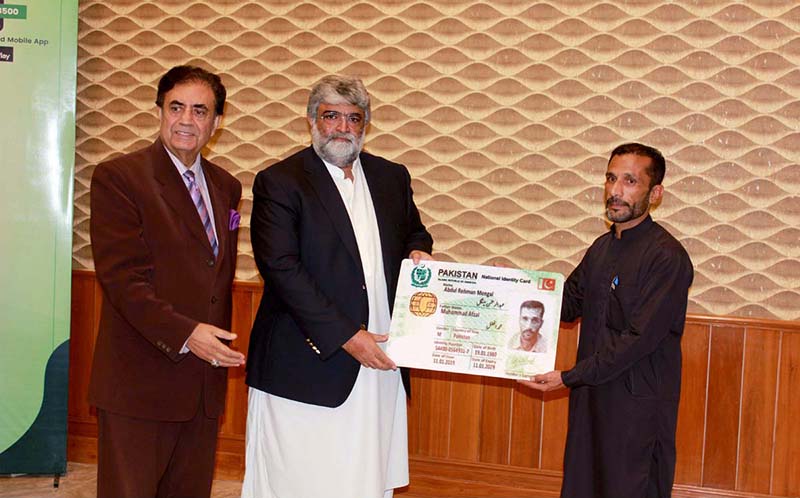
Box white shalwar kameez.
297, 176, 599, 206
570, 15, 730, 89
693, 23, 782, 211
241, 157, 409, 498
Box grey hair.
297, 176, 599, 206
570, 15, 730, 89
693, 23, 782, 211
306, 75, 371, 124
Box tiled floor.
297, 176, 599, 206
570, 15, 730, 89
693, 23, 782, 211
0, 462, 242, 498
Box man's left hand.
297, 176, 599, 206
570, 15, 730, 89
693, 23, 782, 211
518, 370, 565, 392
409, 250, 433, 264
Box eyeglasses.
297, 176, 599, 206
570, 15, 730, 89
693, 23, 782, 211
319, 110, 365, 127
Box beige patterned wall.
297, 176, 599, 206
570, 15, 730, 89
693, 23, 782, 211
72, 1, 800, 320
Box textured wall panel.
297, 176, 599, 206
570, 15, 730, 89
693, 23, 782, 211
73, 1, 800, 320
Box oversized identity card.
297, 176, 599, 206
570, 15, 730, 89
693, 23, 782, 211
387, 260, 564, 380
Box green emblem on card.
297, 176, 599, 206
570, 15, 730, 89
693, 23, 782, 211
411, 264, 432, 288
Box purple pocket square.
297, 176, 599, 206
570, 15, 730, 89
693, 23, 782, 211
229, 209, 241, 231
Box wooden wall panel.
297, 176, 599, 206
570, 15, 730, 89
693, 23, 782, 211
674, 322, 710, 485
67, 272, 100, 465
772, 331, 800, 496
68, 272, 96, 422
447, 373, 482, 461
213, 285, 255, 480
220, 286, 252, 438
412, 370, 452, 458
478, 376, 513, 464
508, 384, 543, 468
67, 272, 800, 497
539, 321, 578, 471
703, 325, 745, 490
407, 370, 421, 456
736, 328, 780, 494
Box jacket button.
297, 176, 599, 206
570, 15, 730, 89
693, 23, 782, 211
362, 284, 366, 290
211, 296, 217, 304
207, 259, 215, 267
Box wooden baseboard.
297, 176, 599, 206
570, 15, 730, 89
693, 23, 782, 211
213, 434, 245, 480
672, 486, 782, 498
401, 456, 561, 497
400, 456, 780, 498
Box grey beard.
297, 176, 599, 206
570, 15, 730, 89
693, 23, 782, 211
311, 126, 364, 167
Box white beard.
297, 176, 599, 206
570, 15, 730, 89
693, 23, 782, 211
311, 124, 364, 167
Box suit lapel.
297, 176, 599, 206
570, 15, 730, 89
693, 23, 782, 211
151, 139, 216, 255
303, 148, 362, 267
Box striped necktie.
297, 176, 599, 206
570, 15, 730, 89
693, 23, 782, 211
183, 170, 218, 257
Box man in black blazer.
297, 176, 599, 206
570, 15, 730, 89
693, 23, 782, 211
243, 75, 433, 498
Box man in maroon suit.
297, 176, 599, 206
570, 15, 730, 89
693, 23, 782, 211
88, 65, 245, 498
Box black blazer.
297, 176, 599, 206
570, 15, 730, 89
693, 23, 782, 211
246, 146, 433, 407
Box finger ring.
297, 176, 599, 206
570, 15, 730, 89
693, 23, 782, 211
210, 359, 219, 368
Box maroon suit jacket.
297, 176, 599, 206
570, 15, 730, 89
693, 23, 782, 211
88, 138, 241, 421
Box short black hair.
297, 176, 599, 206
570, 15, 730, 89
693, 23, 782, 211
608, 142, 665, 189
520, 300, 544, 314
155, 65, 226, 115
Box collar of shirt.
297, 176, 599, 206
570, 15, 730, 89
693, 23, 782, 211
163, 145, 210, 196
321, 155, 363, 182
162, 145, 217, 241
611, 214, 654, 241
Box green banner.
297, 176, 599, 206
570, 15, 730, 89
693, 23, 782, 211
0, 5, 27, 19
0, 0, 77, 475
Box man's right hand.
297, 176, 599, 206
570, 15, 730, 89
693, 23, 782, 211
518, 370, 565, 392
186, 323, 246, 368
342, 329, 397, 371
